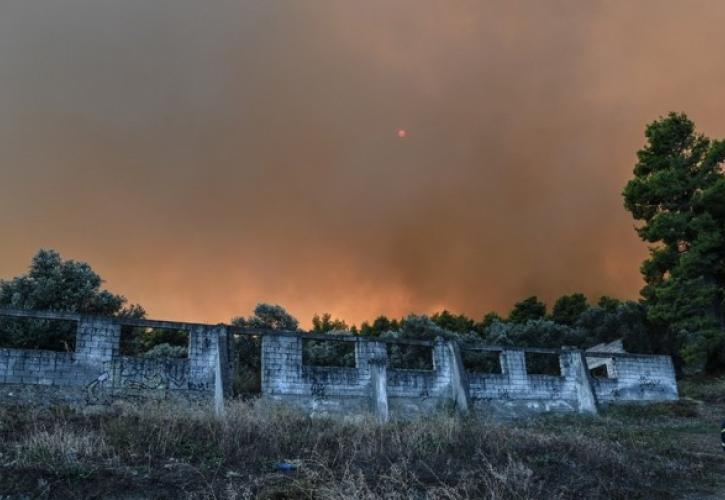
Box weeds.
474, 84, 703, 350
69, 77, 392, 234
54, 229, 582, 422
679, 375, 725, 403
0, 383, 723, 499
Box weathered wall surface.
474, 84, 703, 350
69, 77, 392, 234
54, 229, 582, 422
261, 334, 385, 417
261, 334, 677, 419
261, 334, 461, 419
0, 310, 223, 407
385, 341, 462, 417
0, 309, 679, 418
587, 353, 678, 404
261, 336, 602, 419
465, 349, 597, 416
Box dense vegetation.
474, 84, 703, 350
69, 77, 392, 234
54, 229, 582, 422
0, 250, 187, 357
0, 250, 145, 352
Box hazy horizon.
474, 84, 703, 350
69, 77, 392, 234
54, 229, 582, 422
2, 1, 725, 327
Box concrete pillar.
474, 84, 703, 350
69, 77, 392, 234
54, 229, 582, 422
369, 358, 389, 423
188, 325, 218, 393
447, 342, 471, 416
213, 326, 228, 417
354, 340, 387, 370
501, 350, 526, 378
260, 334, 302, 395
214, 325, 231, 397
75, 318, 120, 365
569, 350, 598, 414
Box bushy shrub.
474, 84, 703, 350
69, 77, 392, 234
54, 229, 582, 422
142, 342, 187, 358
119, 327, 188, 357
575, 301, 653, 352
302, 329, 356, 367
483, 318, 587, 349
381, 315, 480, 370
232, 303, 299, 331
0, 249, 144, 351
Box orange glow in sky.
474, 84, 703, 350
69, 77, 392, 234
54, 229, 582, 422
1, 2, 725, 328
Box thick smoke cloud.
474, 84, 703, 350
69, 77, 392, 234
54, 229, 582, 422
1, 1, 724, 326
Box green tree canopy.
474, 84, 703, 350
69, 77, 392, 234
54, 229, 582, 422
551, 293, 589, 326
597, 296, 622, 311
0, 249, 144, 350
575, 301, 652, 353
623, 112, 725, 372
484, 318, 587, 349
508, 296, 546, 324
473, 312, 503, 336
479, 312, 503, 327
311, 313, 349, 334
359, 315, 399, 337
231, 303, 299, 331
430, 310, 474, 333
381, 315, 480, 370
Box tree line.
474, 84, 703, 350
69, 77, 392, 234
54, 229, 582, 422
0, 112, 723, 376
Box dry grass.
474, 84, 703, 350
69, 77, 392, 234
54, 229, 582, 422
679, 375, 725, 403
0, 380, 723, 499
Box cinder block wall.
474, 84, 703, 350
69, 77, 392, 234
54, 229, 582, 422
260, 334, 464, 418
260, 337, 606, 419
0, 317, 120, 394
260, 336, 681, 419
385, 339, 456, 417
1, 309, 680, 416
0, 311, 223, 406
465, 349, 595, 416
588, 353, 678, 404
261, 333, 388, 416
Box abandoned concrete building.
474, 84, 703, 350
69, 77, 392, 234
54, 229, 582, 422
0, 308, 678, 420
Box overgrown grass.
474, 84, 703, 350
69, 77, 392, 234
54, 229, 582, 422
0, 379, 723, 499
679, 375, 725, 403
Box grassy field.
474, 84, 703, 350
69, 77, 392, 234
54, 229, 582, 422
0, 379, 723, 499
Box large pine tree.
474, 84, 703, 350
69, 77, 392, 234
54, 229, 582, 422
623, 112, 725, 372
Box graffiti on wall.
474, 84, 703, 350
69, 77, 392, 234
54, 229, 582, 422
311, 380, 327, 399
114, 358, 189, 391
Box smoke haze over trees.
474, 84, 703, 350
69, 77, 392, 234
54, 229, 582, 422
1, 114, 723, 373
2, 2, 725, 326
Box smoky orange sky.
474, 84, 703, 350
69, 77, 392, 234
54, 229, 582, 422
2, 1, 725, 328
